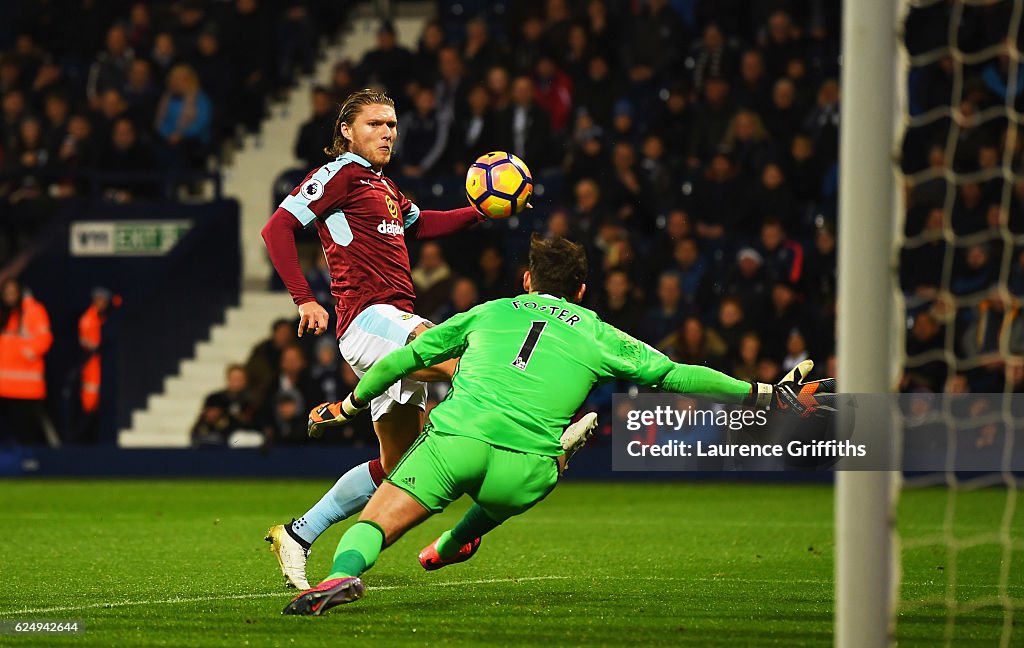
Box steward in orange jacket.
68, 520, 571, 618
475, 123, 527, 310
0, 284, 52, 401
79, 288, 111, 414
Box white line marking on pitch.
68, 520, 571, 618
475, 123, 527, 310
8, 574, 1013, 617
0, 576, 570, 616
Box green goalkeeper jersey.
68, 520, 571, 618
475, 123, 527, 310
354, 293, 752, 456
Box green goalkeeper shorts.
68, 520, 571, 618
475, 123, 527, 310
386, 424, 559, 523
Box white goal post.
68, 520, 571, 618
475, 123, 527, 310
835, 1, 902, 647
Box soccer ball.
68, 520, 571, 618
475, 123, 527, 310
465, 151, 533, 219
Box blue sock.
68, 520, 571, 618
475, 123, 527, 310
290, 461, 378, 546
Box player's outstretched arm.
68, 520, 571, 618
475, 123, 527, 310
657, 358, 834, 417
261, 208, 329, 336
598, 325, 834, 417
405, 206, 485, 240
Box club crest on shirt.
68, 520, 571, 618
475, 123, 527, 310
301, 178, 324, 201
385, 194, 400, 220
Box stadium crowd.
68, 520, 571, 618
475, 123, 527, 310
0, 0, 346, 266
9, 0, 1022, 447
4, 0, 843, 448
901, 1, 1024, 395
264, 0, 844, 447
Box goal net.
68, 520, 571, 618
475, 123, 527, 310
850, 0, 1024, 646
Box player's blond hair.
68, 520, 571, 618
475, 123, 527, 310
324, 89, 395, 157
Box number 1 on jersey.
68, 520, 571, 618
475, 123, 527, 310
511, 321, 547, 370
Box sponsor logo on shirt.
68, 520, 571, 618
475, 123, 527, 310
377, 219, 404, 235
385, 194, 400, 219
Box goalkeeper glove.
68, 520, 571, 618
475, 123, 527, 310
308, 393, 368, 439
780, 359, 815, 386
748, 359, 837, 418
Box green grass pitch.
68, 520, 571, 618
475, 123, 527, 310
0, 480, 1020, 646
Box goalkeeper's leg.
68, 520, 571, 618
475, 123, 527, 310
266, 457, 385, 590
272, 318, 454, 588
420, 504, 497, 570
267, 402, 421, 588
275, 393, 593, 585
282, 482, 432, 615
284, 431, 465, 615
420, 441, 559, 570
273, 315, 452, 590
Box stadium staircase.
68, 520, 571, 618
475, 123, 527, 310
119, 4, 430, 447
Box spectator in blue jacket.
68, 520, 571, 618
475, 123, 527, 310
155, 63, 211, 169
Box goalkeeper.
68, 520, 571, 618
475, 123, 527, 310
283, 234, 832, 615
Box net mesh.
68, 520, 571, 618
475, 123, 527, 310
897, 1, 1024, 645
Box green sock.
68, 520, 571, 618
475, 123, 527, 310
327, 520, 385, 580
436, 504, 501, 559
